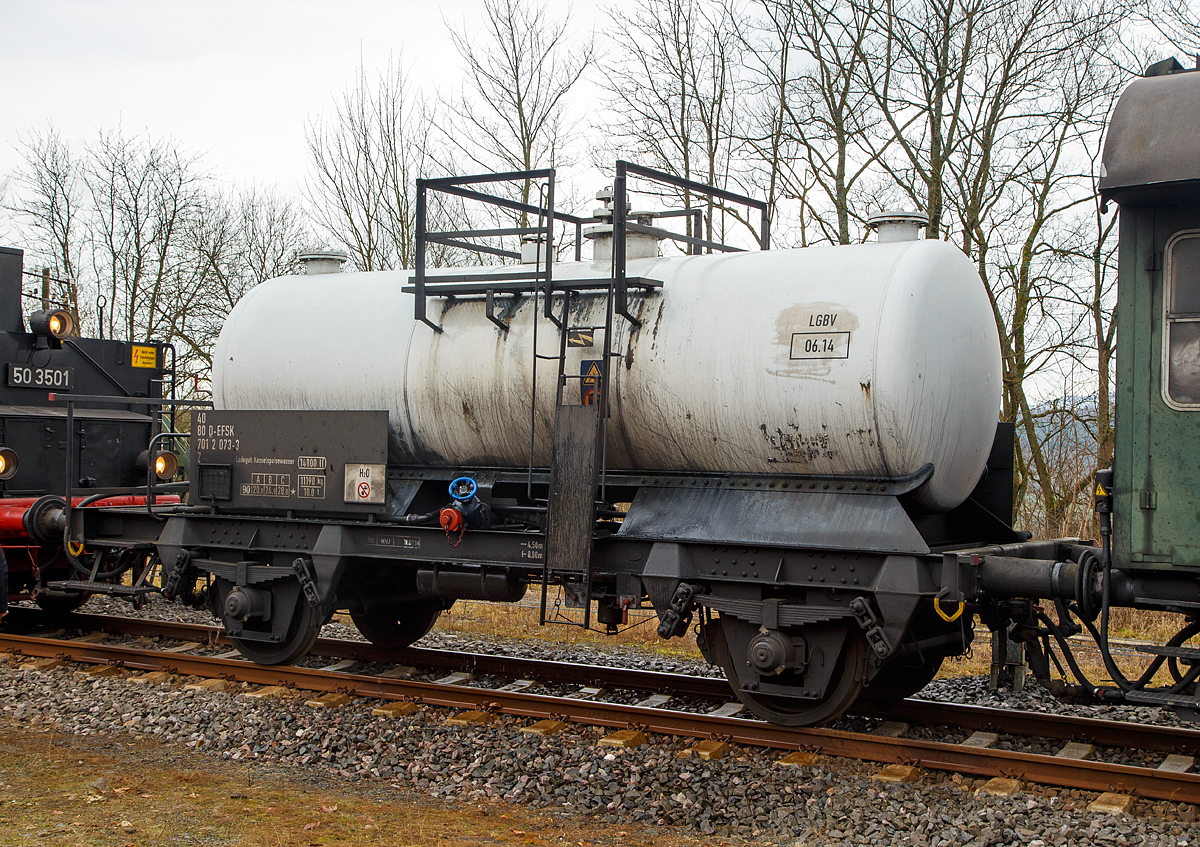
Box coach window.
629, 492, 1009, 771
1165, 232, 1200, 407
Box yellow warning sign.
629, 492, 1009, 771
131, 345, 158, 369
568, 328, 595, 348
1095, 484, 1108, 497
581, 360, 602, 406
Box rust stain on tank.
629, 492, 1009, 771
860, 380, 871, 401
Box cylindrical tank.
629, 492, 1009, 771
213, 240, 1001, 512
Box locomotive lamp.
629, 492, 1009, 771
28, 308, 73, 340
137, 449, 179, 481
0, 447, 17, 480
153, 451, 178, 481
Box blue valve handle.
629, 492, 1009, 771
449, 477, 477, 501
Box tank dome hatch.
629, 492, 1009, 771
297, 250, 349, 275
866, 211, 927, 243
1099, 60, 1200, 205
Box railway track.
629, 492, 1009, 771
3, 607, 1199, 805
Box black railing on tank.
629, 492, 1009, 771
411, 169, 597, 333
609, 160, 770, 326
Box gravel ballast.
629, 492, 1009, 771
67, 597, 1200, 727
4, 596, 1200, 844
3, 664, 1199, 846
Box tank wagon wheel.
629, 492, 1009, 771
213, 577, 322, 665
857, 653, 946, 704
701, 614, 868, 726
349, 599, 444, 650
226, 599, 321, 665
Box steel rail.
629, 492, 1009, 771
14, 608, 1200, 757
855, 700, 1200, 757
7, 609, 728, 698
3, 629, 1200, 803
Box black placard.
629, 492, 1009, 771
6, 363, 72, 389
190, 409, 388, 513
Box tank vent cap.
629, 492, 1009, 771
297, 250, 349, 275
866, 211, 927, 243
584, 185, 662, 262
521, 234, 552, 265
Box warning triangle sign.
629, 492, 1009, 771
580, 359, 603, 405
582, 361, 602, 384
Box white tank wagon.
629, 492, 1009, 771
213, 239, 1000, 513
120, 165, 1031, 728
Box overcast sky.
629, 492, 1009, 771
2, 0, 603, 206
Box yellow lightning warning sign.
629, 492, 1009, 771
131, 345, 158, 369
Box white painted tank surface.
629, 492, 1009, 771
212, 239, 1001, 512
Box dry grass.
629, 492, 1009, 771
0, 724, 714, 847
433, 598, 1196, 689
1105, 607, 1189, 643
432, 595, 705, 661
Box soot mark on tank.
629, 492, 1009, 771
624, 295, 652, 371
650, 301, 666, 348
489, 292, 523, 332
461, 399, 484, 436
758, 422, 838, 462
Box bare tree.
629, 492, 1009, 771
601, 0, 746, 245
306, 58, 451, 271
84, 129, 210, 344
183, 184, 310, 382
1142, 0, 1200, 65
0, 178, 10, 244
236, 185, 308, 286
8, 124, 311, 395
445, 0, 594, 227
956, 39, 1124, 533
739, 0, 884, 245
7, 126, 86, 328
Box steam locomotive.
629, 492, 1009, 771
39, 62, 1200, 726
0, 247, 179, 611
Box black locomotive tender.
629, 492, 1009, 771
35, 64, 1200, 726
0, 246, 179, 611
